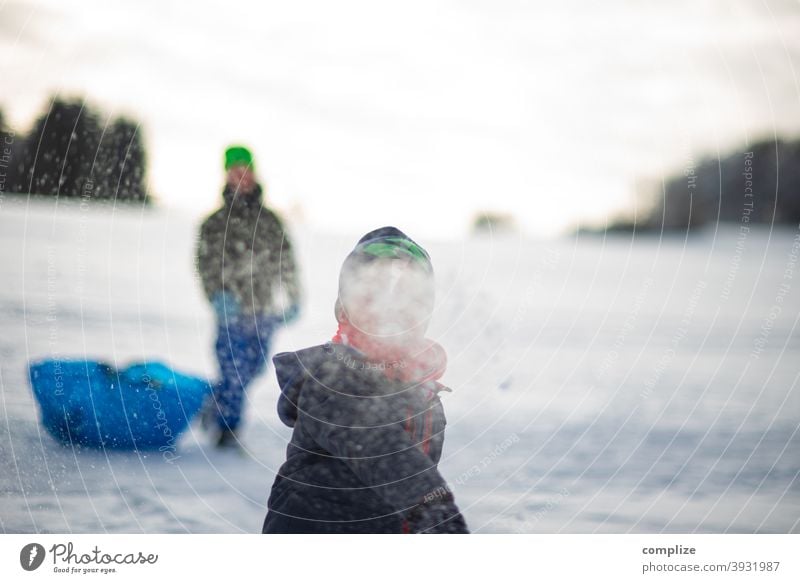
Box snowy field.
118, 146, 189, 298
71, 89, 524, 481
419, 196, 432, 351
1, 196, 798, 533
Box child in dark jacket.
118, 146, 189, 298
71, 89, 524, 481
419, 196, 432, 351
196, 146, 301, 448
262, 227, 468, 534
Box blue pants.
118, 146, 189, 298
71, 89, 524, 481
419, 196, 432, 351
211, 313, 276, 431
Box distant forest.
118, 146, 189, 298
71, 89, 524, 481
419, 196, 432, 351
0, 96, 151, 204
594, 138, 800, 234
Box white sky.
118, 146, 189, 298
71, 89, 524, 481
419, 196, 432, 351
2, 0, 799, 237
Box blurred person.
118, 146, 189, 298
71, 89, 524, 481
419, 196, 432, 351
262, 227, 468, 533
196, 145, 301, 448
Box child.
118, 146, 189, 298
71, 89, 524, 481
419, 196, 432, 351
195, 146, 301, 448
262, 227, 468, 533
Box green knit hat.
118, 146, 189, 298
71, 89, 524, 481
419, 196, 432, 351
224, 146, 254, 170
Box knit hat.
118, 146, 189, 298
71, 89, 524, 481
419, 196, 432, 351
336, 227, 435, 343
224, 145, 254, 170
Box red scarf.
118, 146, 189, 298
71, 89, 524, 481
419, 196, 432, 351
331, 320, 447, 386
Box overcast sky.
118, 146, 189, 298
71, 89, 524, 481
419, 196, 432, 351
2, 0, 799, 237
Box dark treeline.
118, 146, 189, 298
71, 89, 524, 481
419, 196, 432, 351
593, 138, 800, 235
0, 96, 152, 204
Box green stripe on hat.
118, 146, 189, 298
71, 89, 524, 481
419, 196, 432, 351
360, 237, 431, 269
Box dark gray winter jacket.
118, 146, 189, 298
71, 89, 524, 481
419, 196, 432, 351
195, 185, 301, 315
262, 342, 468, 533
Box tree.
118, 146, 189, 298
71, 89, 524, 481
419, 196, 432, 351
94, 117, 150, 203
22, 97, 101, 197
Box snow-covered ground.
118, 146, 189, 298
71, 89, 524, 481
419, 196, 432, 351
1, 196, 798, 533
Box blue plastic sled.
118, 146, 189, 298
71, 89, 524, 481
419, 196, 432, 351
28, 359, 213, 450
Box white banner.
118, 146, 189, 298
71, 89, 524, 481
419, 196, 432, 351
1, 534, 797, 582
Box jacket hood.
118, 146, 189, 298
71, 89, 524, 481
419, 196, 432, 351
274, 344, 350, 427
273, 349, 309, 428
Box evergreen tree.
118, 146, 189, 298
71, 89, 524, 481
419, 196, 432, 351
95, 117, 150, 203
23, 97, 100, 197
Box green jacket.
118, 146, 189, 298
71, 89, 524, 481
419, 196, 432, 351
196, 184, 301, 315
